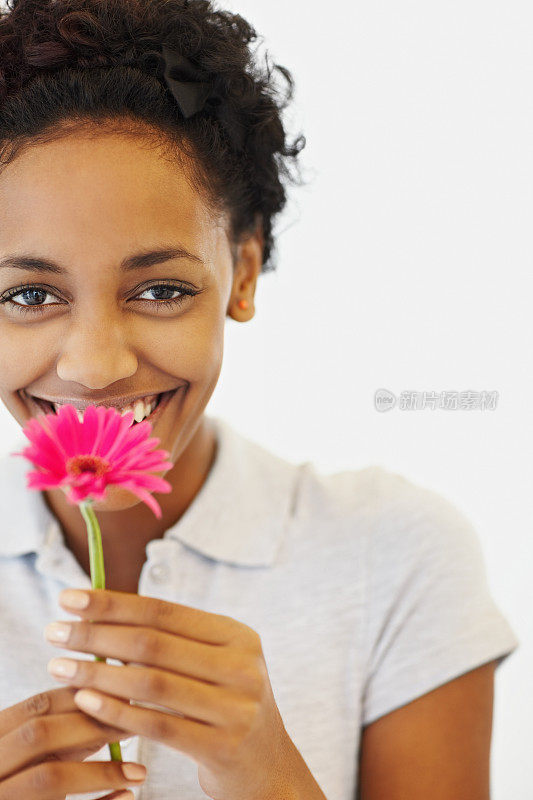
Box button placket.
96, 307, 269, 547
144, 539, 176, 587
148, 561, 171, 583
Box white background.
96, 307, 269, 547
0, 1, 531, 797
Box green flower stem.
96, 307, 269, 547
79, 499, 123, 762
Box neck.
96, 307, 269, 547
41, 414, 218, 593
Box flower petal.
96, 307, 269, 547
80, 405, 101, 450
114, 479, 165, 518
116, 440, 170, 470
112, 469, 172, 492
105, 420, 155, 463
97, 409, 134, 457
88, 406, 110, 455
60, 405, 87, 455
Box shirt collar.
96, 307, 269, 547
0, 415, 301, 568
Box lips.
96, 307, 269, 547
21, 387, 182, 428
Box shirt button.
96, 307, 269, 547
149, 562, 170, 583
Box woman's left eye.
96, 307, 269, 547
135, 283, 198, 307
0, 282, 199, 315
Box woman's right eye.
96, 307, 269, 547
0, 286, 55, 314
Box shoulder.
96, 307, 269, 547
220, 418, 484, 570
357, 468, 520, 727
361, 467, 488, 575
293, 461, 493, 613
294, 460, 472, 548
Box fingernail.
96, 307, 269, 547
60, 589, 90, 609
75, 689, 103, 712
114, 792, 134, 800
48, 657, 77, 677
44, 622, 71, 642
122, 763, 147, 781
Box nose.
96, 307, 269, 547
55, 316, 138, 390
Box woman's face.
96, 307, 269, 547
0, 131, 261, 509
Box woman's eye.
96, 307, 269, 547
4, 287, 57, 312
0, 283, 198, 315
135, 284, 194, 306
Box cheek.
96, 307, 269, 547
0, 328, 47, 388
0, 319, 66, 388
156, 310, 225, 384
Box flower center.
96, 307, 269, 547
66, 454, 111, 477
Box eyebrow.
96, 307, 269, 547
0, 245, 204, 274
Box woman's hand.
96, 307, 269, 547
0, 685, 147, 799
45, 588, 300, 800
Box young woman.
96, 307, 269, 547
0, 1, 519, 798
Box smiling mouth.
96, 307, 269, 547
21, 388, 180, 426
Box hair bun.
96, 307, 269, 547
0, 0, 306, 272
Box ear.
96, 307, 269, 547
226, 220, 264, 321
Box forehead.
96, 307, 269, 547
0, 133, 226, 263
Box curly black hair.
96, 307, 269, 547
0, 0, 307, 272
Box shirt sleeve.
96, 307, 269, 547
360, 469, 520, 727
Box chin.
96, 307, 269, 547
84, 484, 147, 514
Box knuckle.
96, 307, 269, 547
98, 724, 127, 740
99, 591, 115, 615
146, 712, 173, 740
23, 691, 51, 717
221, 689, 258, 734
246, 627, 262, 649
220, 612, 240, 631
134, 629, 161, 662
74, 659, 91, 684
244, 664, 263, 696
27, 761, 61, 792
151, 600, 175, 625
18, 716, 48, 747
234, 623, 261, 649
213, 729, 240, 765
228, 654, 262, 694
246, 632, 264, 661
139, 668, 168, 698
236, 697, 260, 730
108, 703, 131, 735
76, 621, 93, 649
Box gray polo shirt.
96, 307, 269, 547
0, 415, 520, 800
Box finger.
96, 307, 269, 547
0, 686, 130, 772
58, 588, 238, 644
0, 711, 130, 780
73, 688, 218, 764
57, 726, 133, 757
45, 619, 230, 685
32, 726, 135, 766
0, 760, 146, 800
48, 657, 232, 725
0, 687, 81, 739
0, 685, 127, 742
49, 790, 134, 800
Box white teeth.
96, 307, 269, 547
51, 395, 160, 423
133, 398, 148, 423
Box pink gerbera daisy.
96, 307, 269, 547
11, 403, 174, 519
10, 402, 175, 763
